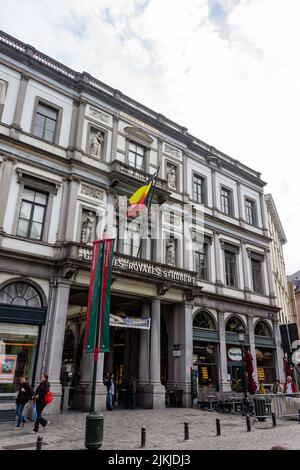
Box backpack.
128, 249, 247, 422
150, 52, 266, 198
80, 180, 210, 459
44, 390, 53, 405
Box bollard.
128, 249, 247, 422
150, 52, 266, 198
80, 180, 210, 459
272, 412, 277, 428
36, 435, 43, 450
298, 410, 300, 424
246, 415, 251, 432
141, 427, 146, 447
184, 422, 189, 440
216, 418, 221, 436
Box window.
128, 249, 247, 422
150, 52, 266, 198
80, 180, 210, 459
245, 198, 256, 225
256, 348, 275, 384
226, 316, 244, 333
221, 186, 233, 215
251, 258, 263, 294
123, 222, 141, 257
16, 188, 47, 240
254, 321, 272, 337
224, 250, 237, 287
0, 281, 42, 307
33, 102, 58, 142
193, 174, 205, 204
193, 342, 218, 389
128, 142, 145, 171
195, 244, 208, 281
193, 311, 215, 330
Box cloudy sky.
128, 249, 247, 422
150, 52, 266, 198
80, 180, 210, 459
0, 0, 299, 273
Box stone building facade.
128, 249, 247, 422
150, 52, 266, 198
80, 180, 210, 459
0, 30, 285, 416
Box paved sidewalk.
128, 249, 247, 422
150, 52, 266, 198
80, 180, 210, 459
0, 408, 299, 450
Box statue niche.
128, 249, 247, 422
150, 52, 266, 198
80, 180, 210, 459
81, 210, 96, 245
89, 128, 104, 158
167, 164, 177, 191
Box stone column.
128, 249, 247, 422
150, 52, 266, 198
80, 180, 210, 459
138, 302, 150, 385
241, 242, 251, 301
211, 169, 218, 216
73, 98, 87, 160
247, 316, 258, 385
10, 72, 29, 139
43, 280, 71, 414
56, 177, 70, 243
177, 302, 193, 407
236, 182, 244, 226
0, 157, 15, 233
265, 248, 276, 306
259, 192, 269, 236
218, 310, 231, 392
166, 309, 175, 390
145, 298, 165, 408
273, 319, 285, 384
65, 177, 80, 242
72, 351, 106, 411
67, 99, 80, 158
214, 231, 223, 294
111, 116, 119, 161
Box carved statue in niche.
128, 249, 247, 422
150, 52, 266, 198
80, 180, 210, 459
90, 131, 104, 157
167, 165, 176, 190
166, 239, 176, 266
81, 211, 95, 245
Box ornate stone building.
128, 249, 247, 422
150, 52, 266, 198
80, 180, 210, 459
0, 30, 285, 416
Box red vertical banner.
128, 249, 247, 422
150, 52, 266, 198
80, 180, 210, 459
83, 239, 115, 355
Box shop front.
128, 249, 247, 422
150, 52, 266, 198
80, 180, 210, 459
254, 320, 277, 388
0, 280, 47, 420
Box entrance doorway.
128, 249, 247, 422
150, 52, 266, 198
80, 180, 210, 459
227, 362, 243, 392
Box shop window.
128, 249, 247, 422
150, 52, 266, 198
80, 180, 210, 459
0, 322, 39, 394
0, 281, 42, 308
193, 343, 218, 390
225, 316, 244, 333
256, 348, 275, 383
254, 320, 272, 337
193, 311, 216, 330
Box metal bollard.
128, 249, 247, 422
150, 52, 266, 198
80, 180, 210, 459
272, 412, 277, 428
36, 435, 43, 450
246, 415, 251, 432
184, 422, 189, 440
216, 418, 221, 436
141, 426, 146, 447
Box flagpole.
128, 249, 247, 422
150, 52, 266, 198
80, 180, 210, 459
136, 166, 160, 258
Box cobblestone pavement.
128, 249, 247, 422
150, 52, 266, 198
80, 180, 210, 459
0, 408, 300, 450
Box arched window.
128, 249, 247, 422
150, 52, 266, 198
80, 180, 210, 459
193, 311, 216, 330
0, 281, 42, 307
254, 320, 272, 337
226, 315, 244, 333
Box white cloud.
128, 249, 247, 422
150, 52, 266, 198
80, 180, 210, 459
0, 0, 299, 272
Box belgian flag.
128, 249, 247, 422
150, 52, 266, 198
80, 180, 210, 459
127, 170, 158, 218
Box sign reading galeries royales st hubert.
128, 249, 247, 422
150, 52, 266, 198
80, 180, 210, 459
78, 248, 196, 285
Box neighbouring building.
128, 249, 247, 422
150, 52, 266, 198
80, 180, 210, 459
287, 271, 300, 345
0, 30, 285, 417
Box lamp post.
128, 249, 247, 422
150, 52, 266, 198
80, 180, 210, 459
237, 326, 250, 415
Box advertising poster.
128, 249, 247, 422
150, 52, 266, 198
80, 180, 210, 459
0, 355, 17, 383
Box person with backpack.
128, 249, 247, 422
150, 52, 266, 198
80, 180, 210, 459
15, 376, 34, 429
33, 373, 51, 433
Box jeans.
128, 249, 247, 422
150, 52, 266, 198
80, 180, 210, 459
33, 401, 47, 432
106, 392, 113, 410
16, 403, 26, 427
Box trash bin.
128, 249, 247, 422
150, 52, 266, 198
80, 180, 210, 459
85, 412, 103, 450
253, 396, 267, 422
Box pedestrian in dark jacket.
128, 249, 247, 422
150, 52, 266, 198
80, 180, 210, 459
33, 373, 50, 433
127, 374, 136, 410
15, 377, 33, 429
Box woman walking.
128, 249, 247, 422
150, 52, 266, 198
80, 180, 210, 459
33, 373, 50, 433
15, 376, 34, 429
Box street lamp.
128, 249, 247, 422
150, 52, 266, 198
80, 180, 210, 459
237, 326, 250, 415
